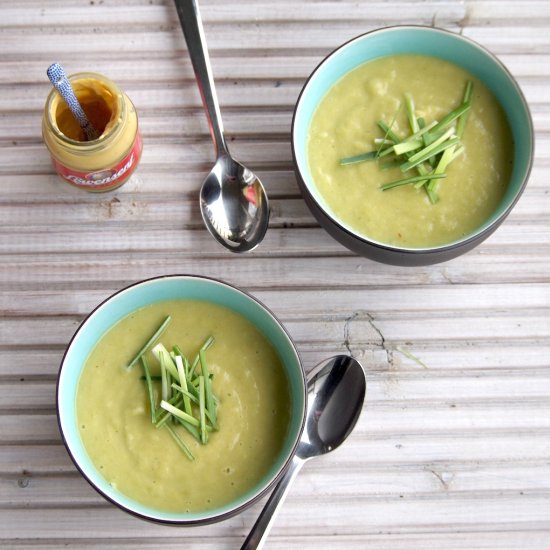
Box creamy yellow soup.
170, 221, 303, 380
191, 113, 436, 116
77, 300, 291, 513
308, 54, 514, 248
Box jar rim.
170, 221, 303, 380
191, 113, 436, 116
44, 72, 125, 151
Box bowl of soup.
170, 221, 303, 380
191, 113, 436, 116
57, 275, 307, 524
292, 26, 534, 265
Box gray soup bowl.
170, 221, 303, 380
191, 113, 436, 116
292, 26, 534, 266
57, 275, 307, 525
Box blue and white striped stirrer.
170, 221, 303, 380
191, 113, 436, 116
47, 63, 99, 141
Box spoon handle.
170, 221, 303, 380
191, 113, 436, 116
241, 455, 305, 550
174, 0, 228, 157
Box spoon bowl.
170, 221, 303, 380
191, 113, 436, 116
175, 0, 270, 252
242, 355, 366, 549
200, 154, 270, 252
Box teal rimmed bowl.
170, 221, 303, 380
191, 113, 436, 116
292, 26, 534, 265
56, 275, 307, 525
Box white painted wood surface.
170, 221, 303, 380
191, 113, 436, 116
1, 0, 549, 547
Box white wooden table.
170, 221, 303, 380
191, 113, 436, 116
1, 0, 550, 548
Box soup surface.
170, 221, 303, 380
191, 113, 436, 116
307, 54, 514, 248
77, 299, 291, 513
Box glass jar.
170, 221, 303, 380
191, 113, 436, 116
42, 72, 142, 192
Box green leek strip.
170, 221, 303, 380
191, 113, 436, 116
380, 160, 402, 171
160, 355, 168, 402
174, 416, 202, 442
377, 120, 438, 151
175, 415, 213, 440
374, 138, 394, 146
155, 395, 183, 428
377, 145, 398, 158
410, 165, 434, 191
428, 145, 465, 191
202, 335, 215, 351
426, 186, 439, 204
450, 146, 464, 162
160, 400, 200, 427
401, 136, 460, 173
380, 173, 446, 191
152, 343, 179, 379
199, 375, 207, 444
140, 356, 156, 424
377, 119, 436, 153
183, 355, 191, 382
165, 352, 173, 403
204, 407, 216, 426
411, 162, 432, 198
403, 120, 438, 143
127, 316, 171, 369
184, 378, 200, 399
417, 117, 426, 129
456, 81, 474, 138
401, 137, 460, 172
190, 336, 215, 377
376, 103, 401, 158
405, 127, 456, 165
175, 355, 193, 416
425, 101, 471, 138
199, 349, 218, 430
171, 383, 199, 405
412, 163, 431, 188
377, 120, 401, 144
435, 145, 457, 173
378, 119, 433, 192
422, 130, 439, 147
404, 93, 419, 134
172, 344, 184, 357
172, 345, 189, 379
339, 150, 378, 165
427, 146, 454, 192
140, 375, 162, 381
164, 424, 194, 461
393, 139, 423, 156
412, 161, 440, 202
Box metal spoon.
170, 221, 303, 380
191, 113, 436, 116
241, 355, 366, 549
174, 0, 270, 252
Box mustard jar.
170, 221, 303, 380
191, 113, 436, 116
42, 72, 142, 192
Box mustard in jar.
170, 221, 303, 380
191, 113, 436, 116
42, 72, 142, 192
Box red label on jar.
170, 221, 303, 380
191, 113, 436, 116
52, 131, 142, 191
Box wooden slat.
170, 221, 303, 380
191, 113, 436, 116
2, 76, 549, 114
3, 313, 547, 349
6, 370, 550, 411
0, 2, 466, 27
0, 494, 549, 539
2, 342, 550, 381
1, 53, 549, 89
1, 284, 549, 316
3, 464, 550, 507
0, 191, 545, 227
1, 223, 550, 257
5, 397, 550, 443
0, 20, 460, 62
1, 138, 549, 181
466, 1, 550, 22
4, 529, 550, 550
0, 160, 548, 200
5, 427, 550, 474
2, 253, 550, 290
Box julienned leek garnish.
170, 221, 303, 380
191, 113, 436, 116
132, 316, 219, 461
339, 81, 474, 204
